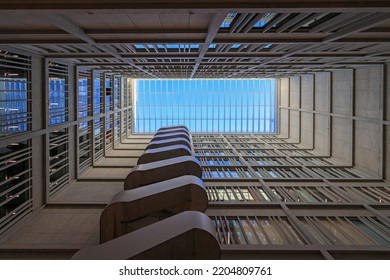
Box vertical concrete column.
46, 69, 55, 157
385, 63, 390, 181
330, 69, 353, 165
67, 65, 77, 182
300, 74, 314, 149
353, 66, 383, 176
31, 56, 46, 208
279, 78, 290, 138
289, 76, 301, 143
91, 70, 97, 166
314, 72, 331, 155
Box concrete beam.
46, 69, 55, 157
1, 1, 390, 12
190, 12, 227, 78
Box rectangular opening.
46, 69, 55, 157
133, 79, 277, 133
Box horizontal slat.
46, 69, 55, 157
0, 200, 32, 236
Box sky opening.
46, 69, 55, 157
133, 79, 277, 134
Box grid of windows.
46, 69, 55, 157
206, 185, 271, 202
114, 112, 120, 146
93, 71, 103, 115
122, 110, 127, 141
48, 63, 68, 125
220, 13, 237, 28
253, 13, 277, 28
300, 216, 390, 245
127, 108, 132, 136
113, 76, 120, 110
133, 79, 277, 133
212, 216, 305, 245
78, 69, 91, 119
0, 66, 133, 238
1, 53, 390, 260
105, 114, 113, 151
93, 117, 104, 163
203, 167, 254, 179
270, 185, 348, 203
0, 51, 31, 136
196, 133, 390, 257
254, 167, 314, 179
105, 74, 112, 112
48, 129, 69, 196
78, 121, 92, 173
0, 141, 32, 236
338, 186, 390, 203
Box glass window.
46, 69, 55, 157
207, 186, 270, 202
220, 13, 237, 28
105, 75, 112, 112
78, 69, 91, 119
253, 13, 277, 28
48, 63, 68, 125
93, 72, 103, 114
0, 51, 31, 136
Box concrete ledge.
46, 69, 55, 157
73, 211, 220, 260
124, 156, 202, 189
100, 175, 207, 242
137, 144, 191, 164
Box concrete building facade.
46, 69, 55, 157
0, 1, 389, 259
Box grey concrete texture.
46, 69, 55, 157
281, 65, 389, 178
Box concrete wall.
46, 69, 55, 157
385, 64, 390, 181
279, 78, 290, 137
353, 66, 383, 176
354, 120, 381, 175
289, 77, 300, 143
331, 117, 352, 164
314, 72, 330, 154
31, 57, 46, 210
279, 64, 389, 179
387, 64, 390, 122
67, 65, 77, 183
300, 75, 314, 148
386, 126, 390, 181
331, 69, 353, 164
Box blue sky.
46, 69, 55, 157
133, 79, 277, 134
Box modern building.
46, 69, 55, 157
0, 1, 390, 259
